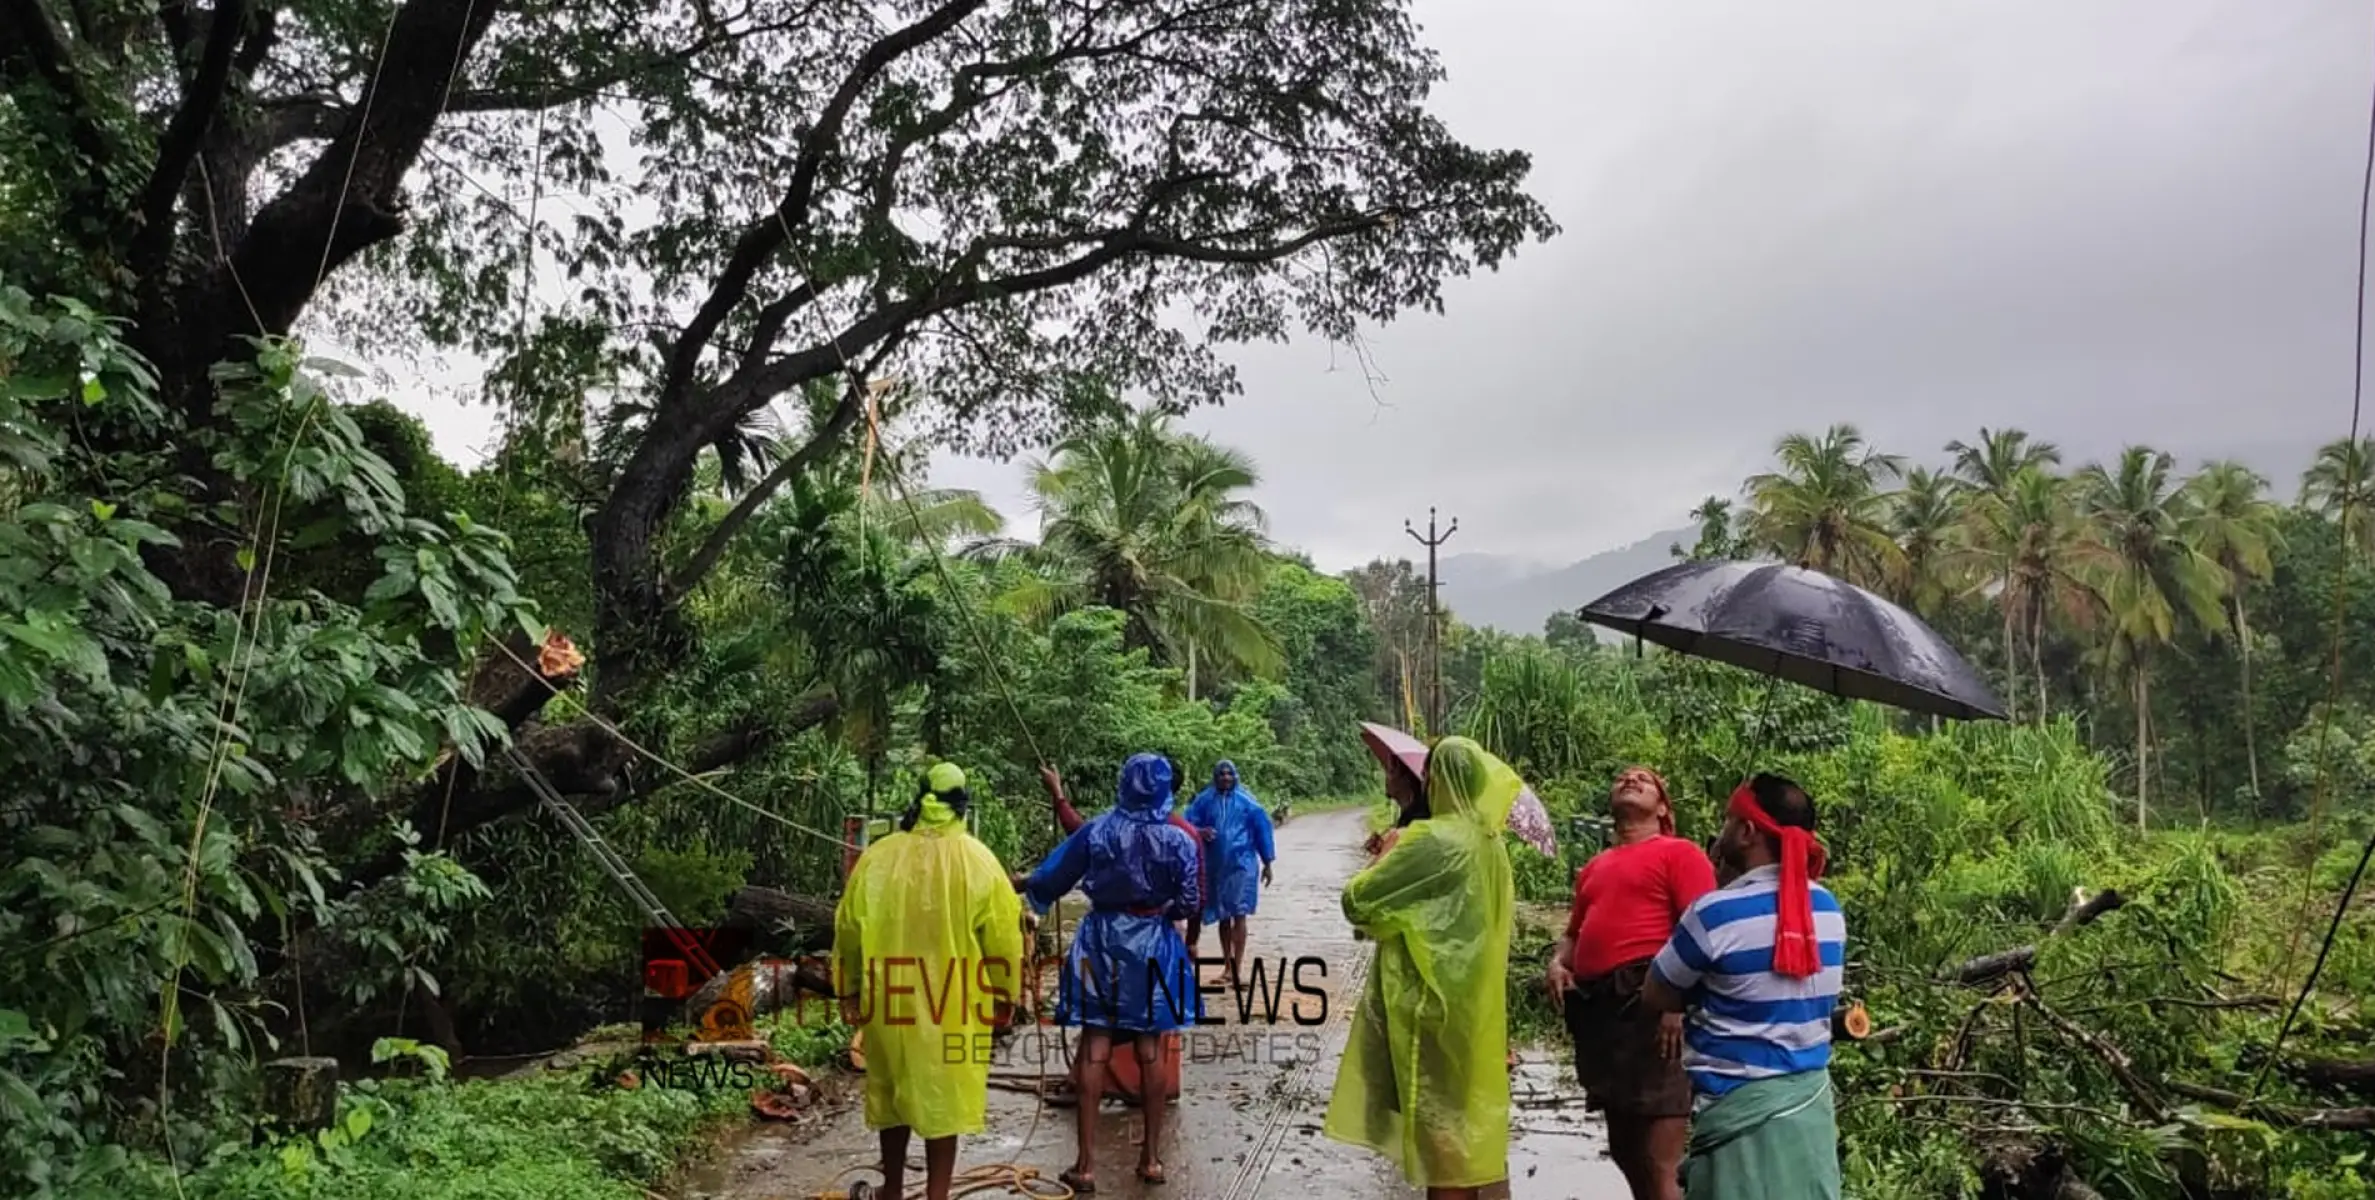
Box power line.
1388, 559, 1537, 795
2246, 37, 2375, 1106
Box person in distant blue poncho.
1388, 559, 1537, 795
1022, 753, 1201, 1190
1184, 760, 1276, 988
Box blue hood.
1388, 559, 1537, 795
1116, 753, 1175, 818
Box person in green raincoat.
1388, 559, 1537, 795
834, 762, 1025, 1200
1323, 736, 1520, 1200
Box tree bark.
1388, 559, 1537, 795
2029, 596, 2048, 722
151, 0, 504, 393
2134, 664, 2149, 832
722, 886, 839, 939
2236, 592, 2260, 804
2001, 595, 2020, 722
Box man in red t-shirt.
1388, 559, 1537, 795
1546, 766, 1714, 1200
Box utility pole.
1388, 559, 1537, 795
1405, 508, 1458, 736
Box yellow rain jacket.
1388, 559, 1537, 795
832, 767, 1024, 1139
1322, 736, 1519, 1189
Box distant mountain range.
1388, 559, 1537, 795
1434, 525, 1702, 636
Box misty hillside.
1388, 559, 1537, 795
1437, 526, 1701, 635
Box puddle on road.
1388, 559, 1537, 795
675, 810, 1631, 1200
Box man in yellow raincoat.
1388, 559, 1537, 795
1323, 735, 1519, 1200
834, 762, 1024, 1200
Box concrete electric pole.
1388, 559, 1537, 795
1405, 508, 1458, 736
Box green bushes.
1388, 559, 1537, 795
1458, 637, 2373, 1198
119, 1068, 744, 1200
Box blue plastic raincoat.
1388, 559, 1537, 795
1322, 736, 1519, 1190
1184, 761, 1276, 923
832, 768, 1023, 1139
1023, 754, 1202, 1034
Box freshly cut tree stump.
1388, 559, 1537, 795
263, 1057, 340, 1130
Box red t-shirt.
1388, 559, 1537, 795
1560, 835, 1717, 979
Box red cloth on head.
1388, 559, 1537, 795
1728, 782, 1828, 978
1644, 769, 1675, 837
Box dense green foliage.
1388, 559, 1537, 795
2, 0, 2369, 1190
1461, 425, 2375, 1200
4, 272, 2371, 1199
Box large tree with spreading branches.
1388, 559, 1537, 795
1, 0, 1552, 872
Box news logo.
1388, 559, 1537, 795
585, 1046, 765, 1093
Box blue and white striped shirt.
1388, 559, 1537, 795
1648, 863, 1846, 1099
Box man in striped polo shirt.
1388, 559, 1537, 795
1641, 773, 1844, 1200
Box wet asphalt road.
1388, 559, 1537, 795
682, 808, 1631, 1199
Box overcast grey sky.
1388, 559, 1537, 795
396, 0, 2372, 574
935, 0, 2369, 571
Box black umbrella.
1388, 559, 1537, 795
1577, 559, 2007, 722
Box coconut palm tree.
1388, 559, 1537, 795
1889, 467, 1965, 617
595, 397, 789, 495
1944, 429, 2061, 705
2300, 436, 2375, 557
1956, 467, 2096, 723
1674, 495, 1747, 560
1017, 412, 1282, 693
2182, 461, 2285, 801
1947, 427, 2062, 497
2073, 447, 2226, 830
1742, 424, 1907, 589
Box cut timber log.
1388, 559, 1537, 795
683, 957, 840, 1027
263, 1057, 340, 1130
1945, 889, 2126, 987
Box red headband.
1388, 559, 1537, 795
1728, 783, 1827, 978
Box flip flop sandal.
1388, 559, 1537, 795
1059, 1167, 1097, 1194
1139, 1163, 1168, 1186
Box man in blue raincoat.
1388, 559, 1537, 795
1184, 760, 1276, 988
1022, 753, 1201, 1191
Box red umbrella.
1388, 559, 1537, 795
1357, 723, 1558, 859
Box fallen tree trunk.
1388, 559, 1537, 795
1945, 889, 2126, 987
2161, 1080, 2375, 1132
724, 886, 838, 939
2024, 992, 2375, 1132
2265, 1054, 2375, 1101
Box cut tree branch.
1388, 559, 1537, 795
684, 711, 814, 776
1944, 888, 2125, 987
2019, 988, 2167, 1123
2161, 1079, 2375, 1132
132, 0, 249, 275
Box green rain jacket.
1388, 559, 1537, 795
1322, 736, 1521, 1190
